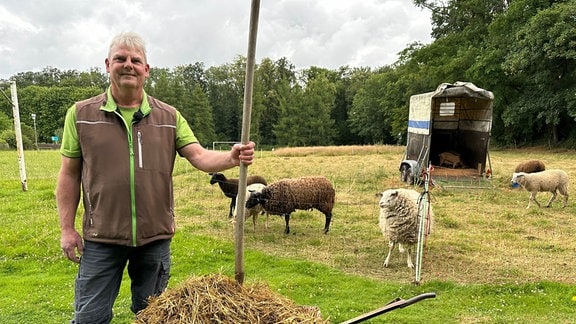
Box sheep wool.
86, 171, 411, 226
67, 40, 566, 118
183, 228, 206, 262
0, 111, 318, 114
377, 188, 432, 269
210, 173, 267, 218
233, 183, 268, 232
514, 160, 546, 173
245, 176, 335, 234
511, 169, 569, 209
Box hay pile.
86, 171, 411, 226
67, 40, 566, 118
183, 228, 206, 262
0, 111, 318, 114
135, 274, 329, 323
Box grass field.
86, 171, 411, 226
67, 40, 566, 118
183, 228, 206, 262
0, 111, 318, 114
1, 146, 576, 323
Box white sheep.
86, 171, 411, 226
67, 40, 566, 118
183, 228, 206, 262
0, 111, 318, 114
511, 169, 569, 209
376, 188, 433, 269
233, 183, 269, 232
209, 173, 267, 218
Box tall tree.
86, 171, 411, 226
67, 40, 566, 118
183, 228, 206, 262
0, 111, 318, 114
145, 68, 175, 103
414, 0, 509, 39
10, 66, 107, 89
501, 0, 576, 144
467, 0, 556, 145
254, 57, 296, 146
332, 66, 372, 145
205, 59, 244, 141
174, 63, 208, 93
17, 85, 101, 142
0, 111, 13, 133
186, 84, 217, 145
168, 66, 215, 146
349, 69, 398, 144
300, 69, 337, 146
274, 69, 336, 146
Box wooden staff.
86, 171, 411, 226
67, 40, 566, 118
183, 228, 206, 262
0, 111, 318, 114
235, 0, 261, 285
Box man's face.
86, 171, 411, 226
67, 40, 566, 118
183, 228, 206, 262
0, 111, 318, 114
105, 45, 149, 91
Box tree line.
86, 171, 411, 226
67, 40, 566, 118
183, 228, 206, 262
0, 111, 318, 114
1, 0, 575, 150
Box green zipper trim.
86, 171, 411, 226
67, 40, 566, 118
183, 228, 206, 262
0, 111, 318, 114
115, 110, 138, 247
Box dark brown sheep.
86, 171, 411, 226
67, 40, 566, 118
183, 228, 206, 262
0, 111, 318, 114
245, 176, 335, 234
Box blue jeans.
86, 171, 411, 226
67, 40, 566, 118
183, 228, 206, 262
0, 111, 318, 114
72, 239, 171, 324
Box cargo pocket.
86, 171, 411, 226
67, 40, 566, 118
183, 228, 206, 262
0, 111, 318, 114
153, 256, 171, 296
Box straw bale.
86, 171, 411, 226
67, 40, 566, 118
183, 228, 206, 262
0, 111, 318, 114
135, 274, 328, 323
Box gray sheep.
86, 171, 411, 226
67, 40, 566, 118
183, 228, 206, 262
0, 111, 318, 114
245, 176, 335, 234
376, 188, 433, 269
233, 183, 269, 232
511, 169, 569, 209
209, 172, 267, 218
514, 160, 546, 173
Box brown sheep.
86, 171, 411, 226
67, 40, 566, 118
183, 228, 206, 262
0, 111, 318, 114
438, 151, 462, 168
514, 160, 546, 173
245, 176, 335, 234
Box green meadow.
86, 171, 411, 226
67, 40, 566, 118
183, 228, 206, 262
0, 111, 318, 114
1, 146, 575, 323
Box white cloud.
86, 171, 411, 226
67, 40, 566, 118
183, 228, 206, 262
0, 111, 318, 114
0, 6, 40, 33
0, 0, 431, 79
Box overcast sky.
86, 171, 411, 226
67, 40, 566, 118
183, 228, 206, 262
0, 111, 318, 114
0, 0, 432, 80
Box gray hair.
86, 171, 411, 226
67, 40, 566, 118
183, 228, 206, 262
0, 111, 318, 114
108, 32, 147, 62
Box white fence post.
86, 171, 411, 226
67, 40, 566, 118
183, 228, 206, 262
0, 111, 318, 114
10, 81, 28, 191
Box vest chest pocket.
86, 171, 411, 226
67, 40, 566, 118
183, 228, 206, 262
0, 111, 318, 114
134, 126, 176, 173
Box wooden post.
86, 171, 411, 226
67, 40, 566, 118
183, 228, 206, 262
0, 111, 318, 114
235, 0, 260, 285
9, 81, 28, 191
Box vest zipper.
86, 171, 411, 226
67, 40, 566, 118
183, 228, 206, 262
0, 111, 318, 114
118, 109, 138, 247
137, 130, 143, 169
129, 131, 137, 247
87, 191, 94, 227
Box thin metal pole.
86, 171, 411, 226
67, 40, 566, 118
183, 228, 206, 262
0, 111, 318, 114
32, 113, 38, 150
235, 0, 260, 285
414, 163, 431, 284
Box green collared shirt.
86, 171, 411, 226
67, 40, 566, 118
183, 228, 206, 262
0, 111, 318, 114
60, 87, 197, 158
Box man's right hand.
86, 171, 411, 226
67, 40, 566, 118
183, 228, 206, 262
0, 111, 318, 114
61, 229, 84, 263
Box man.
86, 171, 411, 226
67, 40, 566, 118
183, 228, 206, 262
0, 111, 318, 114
56, 31, 255, 323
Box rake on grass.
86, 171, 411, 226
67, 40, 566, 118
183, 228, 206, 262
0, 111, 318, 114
340, 292, 437, 323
